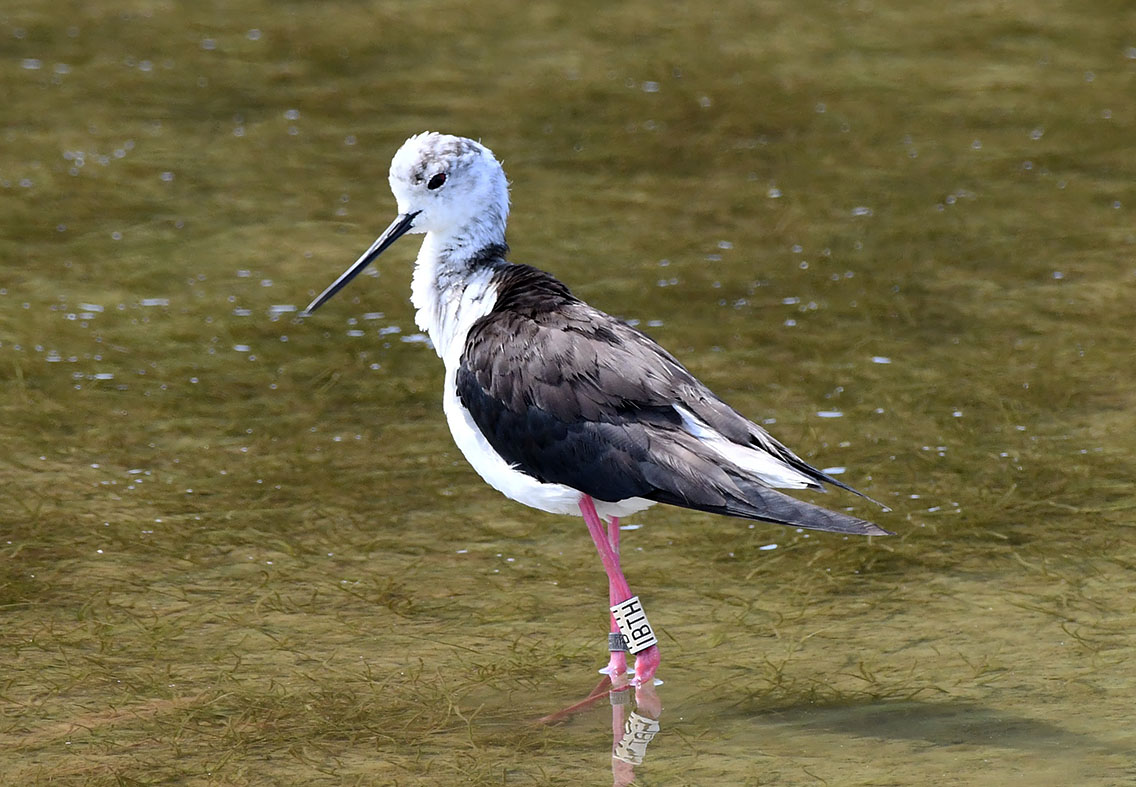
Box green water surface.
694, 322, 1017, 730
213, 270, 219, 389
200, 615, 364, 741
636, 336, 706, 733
2, 1, 1135, 784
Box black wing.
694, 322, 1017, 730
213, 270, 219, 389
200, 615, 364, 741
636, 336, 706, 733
455, 264, 889, 536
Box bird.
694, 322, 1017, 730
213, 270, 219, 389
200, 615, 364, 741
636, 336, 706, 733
303, 132, 891, 686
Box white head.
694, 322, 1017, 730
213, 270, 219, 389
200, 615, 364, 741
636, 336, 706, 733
389, 132, 510, 241
303, 132, 510, 315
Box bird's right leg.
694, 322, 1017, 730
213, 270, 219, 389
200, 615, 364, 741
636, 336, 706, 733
604, 515, 630, 679
579, 496, 659, 685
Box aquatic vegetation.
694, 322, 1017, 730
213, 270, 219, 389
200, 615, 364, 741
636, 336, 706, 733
2, 0, 1134, 783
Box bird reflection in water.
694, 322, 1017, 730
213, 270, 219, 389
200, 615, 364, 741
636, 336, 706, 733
537, 674, 662, 786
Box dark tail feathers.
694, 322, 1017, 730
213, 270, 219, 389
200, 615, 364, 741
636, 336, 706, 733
650, 477, 893, 536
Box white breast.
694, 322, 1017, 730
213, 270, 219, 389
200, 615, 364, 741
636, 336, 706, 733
413, 246, 654, 521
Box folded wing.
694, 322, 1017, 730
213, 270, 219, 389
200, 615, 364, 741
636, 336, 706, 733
456, 264, 890, 536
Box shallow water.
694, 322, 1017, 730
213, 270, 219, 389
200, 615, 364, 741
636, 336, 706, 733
2, 1, 1135, 784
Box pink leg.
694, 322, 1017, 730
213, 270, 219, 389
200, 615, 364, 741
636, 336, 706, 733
604, 516, 630, 678
579, 496, 660, 685
611, 696, 634, 784
580, 497, 630, 679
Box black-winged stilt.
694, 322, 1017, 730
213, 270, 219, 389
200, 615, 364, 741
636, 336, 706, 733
304, 132, 890, 686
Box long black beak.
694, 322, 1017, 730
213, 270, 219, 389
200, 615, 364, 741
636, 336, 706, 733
302, 211, 420, 316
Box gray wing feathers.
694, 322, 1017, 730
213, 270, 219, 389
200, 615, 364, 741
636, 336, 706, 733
459, 264, 890, 535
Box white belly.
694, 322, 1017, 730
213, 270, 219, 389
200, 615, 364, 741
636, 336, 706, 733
442, 365, 656, 520
417, 253, 654, 522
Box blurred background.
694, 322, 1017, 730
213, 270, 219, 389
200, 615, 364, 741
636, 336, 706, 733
2, 1, 1134, 783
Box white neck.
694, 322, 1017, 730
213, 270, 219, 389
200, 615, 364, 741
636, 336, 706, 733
410, 232, 502, 366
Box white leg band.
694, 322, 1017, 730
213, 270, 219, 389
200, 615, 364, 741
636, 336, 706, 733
613, 710, 661, 765
610, 595, 658, 655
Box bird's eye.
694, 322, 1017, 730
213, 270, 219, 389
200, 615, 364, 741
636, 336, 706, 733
427, 173, 446, 190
